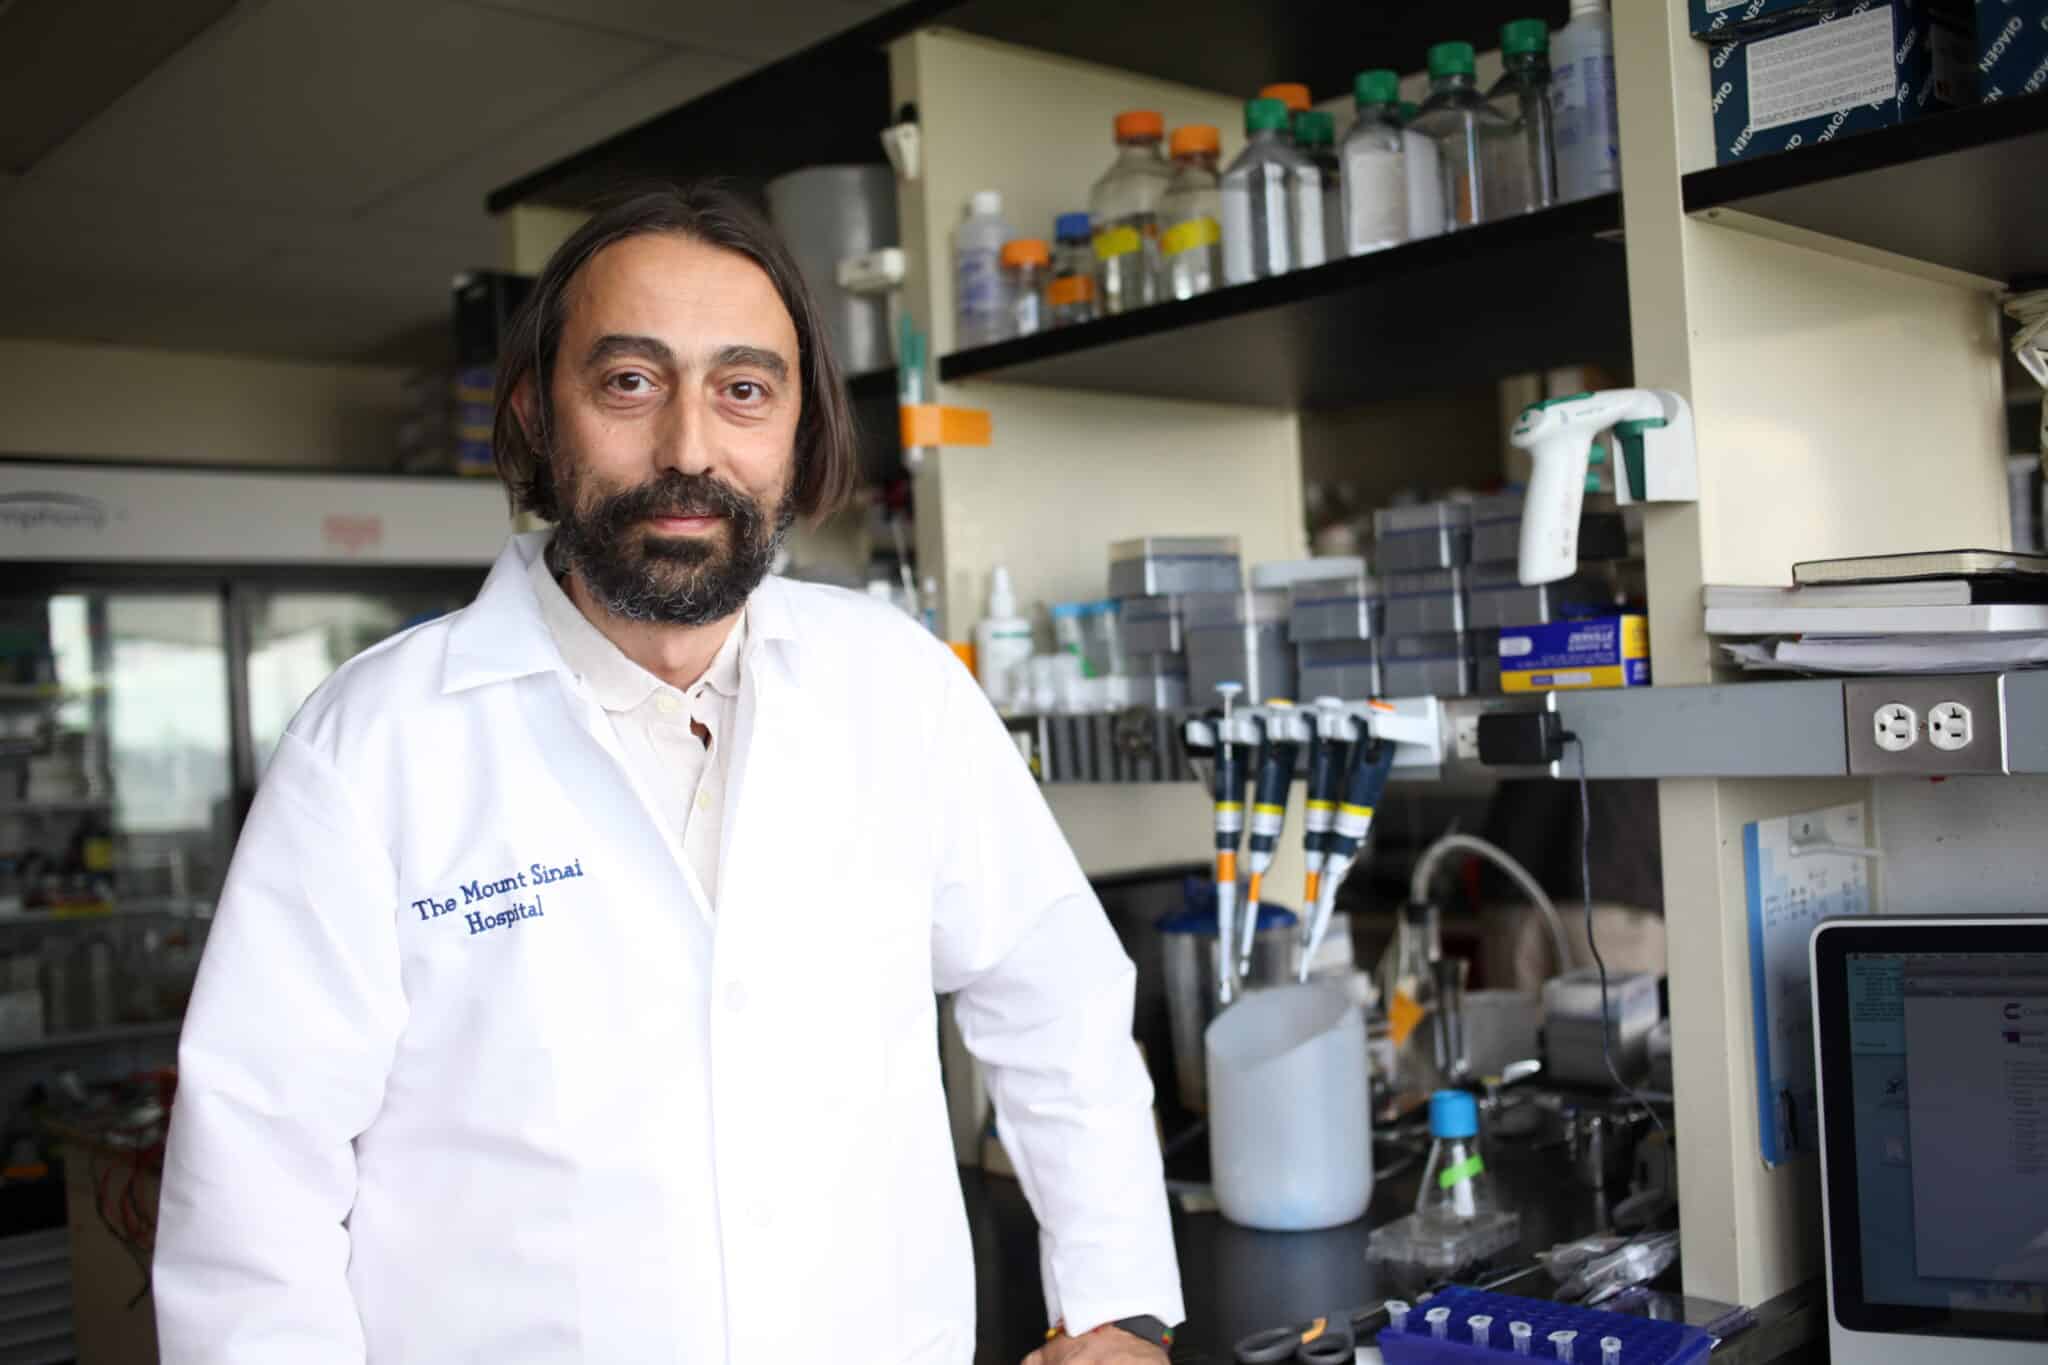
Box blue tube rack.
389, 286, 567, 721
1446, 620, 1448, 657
1376, 1286, 1713, 1365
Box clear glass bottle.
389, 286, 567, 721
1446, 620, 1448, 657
1000, 239, 1050, 340
1341, 69, 1408, 256
1292, 110, 1340, 269
1398, 100, 1447, 239
1378, 899, 1444, 1099
1089, 110, 1172, 315
1416, 1089, 1500, 1228
1221, 97, 1311, 285
1160, 124, 1223, 300
1048, 212, 1098, 327
1485, 18, 1559, 216
952, 189, 1012, 349
1409, 41, 1512, 230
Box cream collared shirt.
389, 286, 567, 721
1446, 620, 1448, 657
528, 548, 744, 915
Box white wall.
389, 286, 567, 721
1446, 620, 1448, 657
0, 337, 408, 469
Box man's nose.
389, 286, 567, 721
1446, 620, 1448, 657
654, 393, 717, 478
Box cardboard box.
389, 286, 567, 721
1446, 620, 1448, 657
1977, 0, 2048, 99
1708, 1, 1975, 165
1499, 615, 1650, 693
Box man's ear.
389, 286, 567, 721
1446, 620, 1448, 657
511, 373, 541, 447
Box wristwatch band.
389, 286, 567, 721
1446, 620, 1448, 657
1109, 1315, 1175, 1350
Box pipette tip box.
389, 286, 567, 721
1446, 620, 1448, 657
1377, 1285, 1713, 1365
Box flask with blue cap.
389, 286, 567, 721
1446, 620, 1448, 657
1415, 1089, 1499, 1228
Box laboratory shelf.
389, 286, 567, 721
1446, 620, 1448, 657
486, 0, 1573, 212
937, 194, 1630, 408
0, 1021, 180, 1059
1682, 94, 2048, 284
0, 902, 211, 929
845, 366, 900, 403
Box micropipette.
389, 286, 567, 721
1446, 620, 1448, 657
1298, 707, 1398, 982
1237, 699, 1302, 976
1208, 684, 1251, 1004
1299, 696, 1347, 912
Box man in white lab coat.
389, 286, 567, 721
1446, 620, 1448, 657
154, 184, 1183, 1364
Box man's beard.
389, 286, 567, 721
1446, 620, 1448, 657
547, 452, 795, 627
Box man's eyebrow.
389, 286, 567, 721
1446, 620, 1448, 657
583, 334, 676, 369
710, 344, 790, 381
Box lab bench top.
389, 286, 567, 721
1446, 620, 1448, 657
960, 1140, 1825, 1364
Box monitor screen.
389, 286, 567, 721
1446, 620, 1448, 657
1818, 926, 2048, 1340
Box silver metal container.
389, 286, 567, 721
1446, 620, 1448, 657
1187, 622, 1295, 705
1297, 640, 1380, 701
1382, 568, 1467, 635
1373, 501, 1471, 572
1120, 595, 1186, 654
1108, 536, 1242, 598
764, 165, 899, 378
1467, 491, 1526, 566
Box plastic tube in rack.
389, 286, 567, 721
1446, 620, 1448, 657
1550, 1329, 1579, 1363
1509, 1321, 1532, 1356
1424, 1307, 1451, 1340
1384, 1300, 1410, 1332
1467, 1314, 1493, 1347
1601, 1336, 1622, 1365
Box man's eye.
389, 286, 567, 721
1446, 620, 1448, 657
608, 372, 651, 394
728, 380, 763, 402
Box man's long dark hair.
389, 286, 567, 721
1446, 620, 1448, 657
491, 183, 859, 525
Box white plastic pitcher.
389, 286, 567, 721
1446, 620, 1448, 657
1205, 981, 1372, 1230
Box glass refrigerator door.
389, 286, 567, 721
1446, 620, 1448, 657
241, 586, 470, 776
0, 588, 233, 912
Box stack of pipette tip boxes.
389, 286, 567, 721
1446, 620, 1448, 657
1109, 537, 1242, 710
1378, 1287, 1712, 1365
1289, 558, 1378, 702
1374, 502, 1476, 698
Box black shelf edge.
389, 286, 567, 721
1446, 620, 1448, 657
485, 2, 961, 213
845, 366, 901, 403
488, 0, 1575, 215
938, 194, 1629, 409
1681, 95, 2048, 283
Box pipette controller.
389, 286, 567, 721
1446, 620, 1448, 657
1510, 388, 1695, 585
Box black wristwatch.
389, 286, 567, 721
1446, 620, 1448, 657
1109, 1315, 1175, 1351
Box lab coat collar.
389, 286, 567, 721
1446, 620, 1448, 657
443, 532, 804, 696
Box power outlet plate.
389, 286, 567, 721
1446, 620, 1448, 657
1845, 675, 2007, 775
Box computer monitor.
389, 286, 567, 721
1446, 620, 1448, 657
1811, 917, 2048, 1363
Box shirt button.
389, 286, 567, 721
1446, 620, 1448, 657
696, 790, 713, 812
655, 694, 680, 715
725, 982, 748, 1014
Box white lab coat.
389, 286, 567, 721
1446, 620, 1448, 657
155, 532, 1183, 1364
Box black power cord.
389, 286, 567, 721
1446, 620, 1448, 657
1565, 733, 1669, 1142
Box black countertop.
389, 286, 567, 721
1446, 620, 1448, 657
961, 1132, 1825, 1364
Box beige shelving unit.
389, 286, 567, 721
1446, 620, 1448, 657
885, 5, 2017, 1308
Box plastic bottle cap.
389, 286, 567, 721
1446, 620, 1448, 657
1501, 18, 1550, 56
1353, 69, 1399, 107
1428, 1088, 1480, 1138
1244, 97, 1290, 134
1114, 109, 1164, 141
970, 189, 1002, 217
1001, 238, 1050, 268
1294, 110, 1335, 146
1427, 41, 1476, 78
1054, 211, 1093, 241
988, 565, 1017, 618
1258, 82, 1311, 112
1169, 123, 1220, 157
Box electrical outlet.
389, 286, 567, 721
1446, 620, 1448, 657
1927, 700, 1973, 752
1873, 702, 1919, 753
1846, 676, 2007, 775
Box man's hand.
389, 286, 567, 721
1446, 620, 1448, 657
1023, 1326, 1170, 1364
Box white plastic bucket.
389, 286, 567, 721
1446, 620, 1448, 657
1205, 981, 1372, 1230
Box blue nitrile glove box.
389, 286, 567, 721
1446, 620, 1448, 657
1707, 0, 1975, 165
1977, 0, 2048, 98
